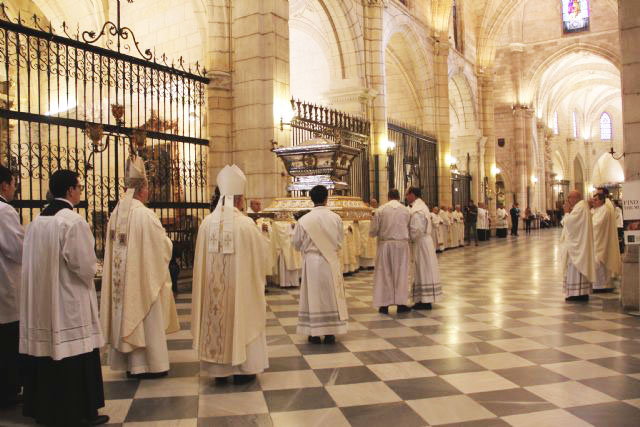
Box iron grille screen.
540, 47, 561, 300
0, 9, 209, 268
387, 121, 438, 208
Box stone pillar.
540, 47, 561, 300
478, 72, 495, 221
619, 0, 640, 310
435, 37, 452, 206
513, 108, 527, 210
365, 1, 387, 202
524, 108, 535, 209
536, 121, 547, 212
231, 0, 289, 205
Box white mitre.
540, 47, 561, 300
115, 154, 147, 246
210, 164, 246, 254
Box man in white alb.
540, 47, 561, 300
358, 199, 378, 269
406, 187, 442, 310
438, 206, 451, 249
0, 165, 23, 408
21, 170, 108, 426
370, 189, 411, 314
293, 185, 348, 344
591, 191, 621, 293
192, 165, 270, 384
477, 202, 490, 241
431, 206, 445, 252
496, 204, 508, 238
100, 155, 180, 378
561, 190, 596, 301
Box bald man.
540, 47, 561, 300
561, 191, 595, 301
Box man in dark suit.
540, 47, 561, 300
510, 203, 520, 236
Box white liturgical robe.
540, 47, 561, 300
454, 210, 465, 246
592, 200, 621, 290
293, 206, 348, 336
431, 212, 444, 251
0, 196, 23, 324
477, 208, 489, 230
496, 208, 508, 229
20, 202, 104, 360
273, 221, 302, 287
438, 210, 451, 249
409, 199, 442, 303
358, 220, 377, 268
370, 200, 410, 307
192, 208, 270, 375
561, 200, 596, 297
100, 199, 180, 375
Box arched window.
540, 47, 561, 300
572, 111, 578, 138
600, 112, 612, 141
553, 111, 559, 135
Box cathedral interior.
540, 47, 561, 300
2, 0, 640, 425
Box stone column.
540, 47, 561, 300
619, 0, 640, 310
536, 121, 547, 212
365, 0, 387, 202
479, 71, 496, 223
435, 37, 452, 206
231, 0, 289, 205
524, 108, 535, 209
513, 108, 527, 210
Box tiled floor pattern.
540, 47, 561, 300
4, 229, 640, 426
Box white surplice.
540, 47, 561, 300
293, 206, 348, 336
496, 208, 508, 229
256, 217, 278, 277
438, 210, 451, 249
0, 197, 23, 324
431, 212, 444, 251
454, 210, 465, 246
477, 208, 489, 230
273, 221, 302, 287
370, 200, 411, 307
191, 208, 270, 375
591, 200, 621, 290
20, 204, 104, 360
561, 200, 595, 297
100, 199, 180, 374
409, 199, 442, 303
358, 220, 377, 268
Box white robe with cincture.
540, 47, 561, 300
0, 198, 23, 325
431, 213, 444, 251
561, 200, 596, 297
409, 199, 442, 303
438, 210, 451, 249
370, 200, 411, 307
592, 199, 621, 290
100, 199, 180, 375
20, 207, 104, 360
192, 208, 270, 375
293, 206, 348, 336
273, 221, 302, 287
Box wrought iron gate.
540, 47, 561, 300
289, 98, 371, 201
0, 5, 209, 267
451, 173, 471, 209
387, 120, 438, 208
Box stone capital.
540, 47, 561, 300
367, 0, 388, 7
207, 70, 232, 91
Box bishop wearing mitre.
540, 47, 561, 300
100, 154, 180, 378
192, 165, 270, 384
591, 191, 621, 292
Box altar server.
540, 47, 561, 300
192, 165, 270, 383
454, 205, 465, 246
20, 170, 108, 426
0, 165, 23, 408
100, 155, 179, 378
591, 191, 621, 292
477, 202, 490, 241
438, 206, 451, 249
496, 204, 509, 238
406, 187, 441, 310
358, 200, 378, 268
293, 185, 348, 343
431, 207, 445, 252
561, 190, 595, 301
370, 189, 411, 314
273, 220, 302, 287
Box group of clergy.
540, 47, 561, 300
430, 205, 465, 251
559, 188, 622, 302
0, 157, 182, 425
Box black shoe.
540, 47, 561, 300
397, 305, 411, 313
593, 288, 614, 293
215, 377, 229, 385
131, 371, 168, 379
82, 415, 110, 426
324, 335, 336, 344
412, 302, 432, 310
565, 294, 590, 302
378, 306, 389, 314
233, 374, 256, 385
308, 336, 322, 344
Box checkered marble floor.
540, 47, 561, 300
4, 229, 640, 426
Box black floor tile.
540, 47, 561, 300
125, 396, 198, 422
340, 402, 426, 427
263, 387, 335, 412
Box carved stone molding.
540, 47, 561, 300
367, 0, 388, 7
207, 70, 231, 91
